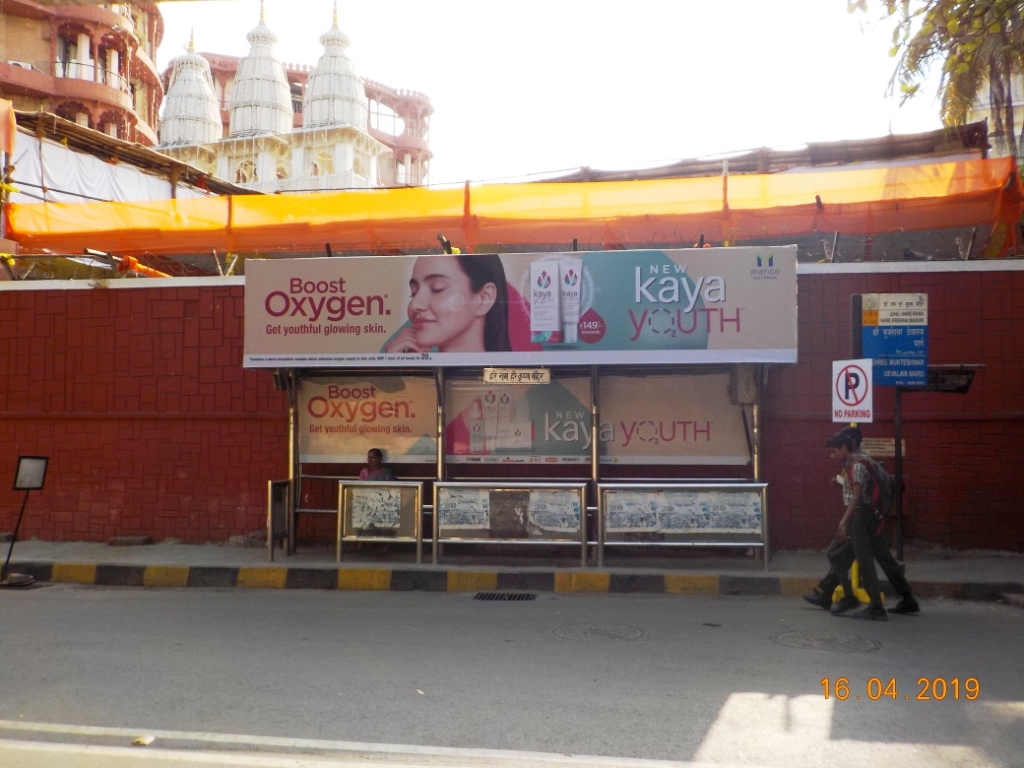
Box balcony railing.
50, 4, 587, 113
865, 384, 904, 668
53, 60, 129, 94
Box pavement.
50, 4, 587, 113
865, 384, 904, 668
3, 538, 1022, 601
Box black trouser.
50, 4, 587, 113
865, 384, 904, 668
817, 504, 912, 604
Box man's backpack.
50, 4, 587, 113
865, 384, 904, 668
849, 456, 897, 530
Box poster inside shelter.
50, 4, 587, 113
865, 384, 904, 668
350, 487, 402, 531
527, 490, 581, 534
245, 247, 797, 368
445, 374, 748, 465
437, 487, 490, 529
298, 377, 436, 463
606, 489, 761, 534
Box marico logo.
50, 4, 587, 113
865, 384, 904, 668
563, 269, 578, 287
750, 253, 780, 279
537, 271, 551, 289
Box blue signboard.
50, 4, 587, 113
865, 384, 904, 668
862, 325, 928, 387
860, 293, 928, 388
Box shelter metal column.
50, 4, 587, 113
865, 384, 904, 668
287, 370, 299, 555
591, 365, 601, 567
433, 368, 445, 565
753, 366, 769, 569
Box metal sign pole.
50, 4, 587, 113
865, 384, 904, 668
894, 387, 904, 562
1, 490, 31, 583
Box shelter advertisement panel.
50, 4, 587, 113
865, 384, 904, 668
244, 246, 797, 367
445, 374, 748, 465
298, 377, 437, 463
600, 374, 749, 465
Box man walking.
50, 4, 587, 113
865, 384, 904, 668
803, 430, 920, 619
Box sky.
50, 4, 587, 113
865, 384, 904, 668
156, 0, 946, 187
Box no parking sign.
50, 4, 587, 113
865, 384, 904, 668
832, 359, 873, 423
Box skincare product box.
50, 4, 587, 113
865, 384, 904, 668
530, 261, 562, 343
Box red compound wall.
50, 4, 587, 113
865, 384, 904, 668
1, 264, 1022, 551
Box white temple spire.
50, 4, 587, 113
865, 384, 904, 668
159, 31, 221, 146
228, 3, 292, 137
302, 4, 368, 129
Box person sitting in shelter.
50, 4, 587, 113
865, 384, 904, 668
359, 448, 395, 481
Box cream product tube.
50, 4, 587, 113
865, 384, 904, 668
469, 399, 484, 453
530, 261, 561, 343
482, 390, 498, 451
559, 258, 582, 344
497, 391, 513, 426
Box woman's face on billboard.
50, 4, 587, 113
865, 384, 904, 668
407, 256, 496, 352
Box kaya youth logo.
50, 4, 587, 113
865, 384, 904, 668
630, 263, 730, 341
536, 271, 552, 289
750, 253, 781, 279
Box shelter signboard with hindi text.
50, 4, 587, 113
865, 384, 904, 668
244, 246, 797, 368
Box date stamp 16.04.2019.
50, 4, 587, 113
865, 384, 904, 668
821, 677, 980, 701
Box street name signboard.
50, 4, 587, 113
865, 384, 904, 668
832, 358, 873, 423
922, 365, 980, 394
861, 293, 928, 387
860, 438, 905, 459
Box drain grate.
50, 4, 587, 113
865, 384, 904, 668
771, 630, 881, 653
473, 592, 537, 602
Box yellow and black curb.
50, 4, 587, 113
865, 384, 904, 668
10, 562, 1024, 600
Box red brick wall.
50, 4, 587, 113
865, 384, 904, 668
763, 268, 1024, 551
2, 268, 1022, 550
0, 284, 289, 543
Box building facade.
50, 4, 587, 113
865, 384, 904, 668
966, 73, 1024, 163
0, 0, 164, 145
157, 6, 432, 191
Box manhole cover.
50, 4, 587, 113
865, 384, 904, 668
554, 623, 643, 641
474, 592, 537, 602
771, 630, 881, 653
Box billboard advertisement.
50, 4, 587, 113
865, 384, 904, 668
298, 376, 437, 463
244, 246, 797, 368
445, 373, 748, 465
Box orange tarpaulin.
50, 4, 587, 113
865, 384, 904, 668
6, 157, 1023, 257
0, 98, 15, 155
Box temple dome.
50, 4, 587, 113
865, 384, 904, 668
159, 33, 221, 146
228, 4, 292, 137
301, 7, 368, 129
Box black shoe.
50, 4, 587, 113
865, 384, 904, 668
851, 604, 888, 621
832, 595, 861, 615
802, 592, 832, 610
892, 594, 920, 614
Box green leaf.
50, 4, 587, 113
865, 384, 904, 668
948, 18, 960, 34
889, 45, 901, 57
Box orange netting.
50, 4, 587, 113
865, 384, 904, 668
7, 157, 1023, 257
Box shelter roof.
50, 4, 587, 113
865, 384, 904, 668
549, 122, 991, 182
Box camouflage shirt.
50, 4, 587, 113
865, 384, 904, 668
841, 454, 874, 507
